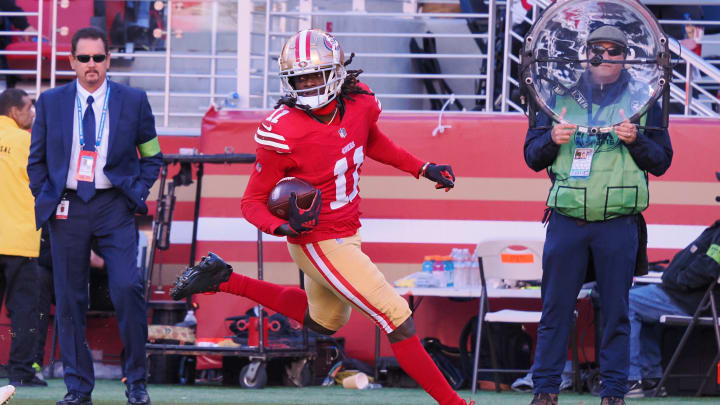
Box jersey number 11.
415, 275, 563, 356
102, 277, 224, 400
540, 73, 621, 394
330, 146, 364, 210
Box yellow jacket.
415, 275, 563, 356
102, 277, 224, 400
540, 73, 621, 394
0, 115, 40, 257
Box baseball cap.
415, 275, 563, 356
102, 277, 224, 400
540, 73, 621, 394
587, 25, 628, 48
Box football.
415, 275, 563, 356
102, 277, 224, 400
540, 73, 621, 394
267, 177, 318, 220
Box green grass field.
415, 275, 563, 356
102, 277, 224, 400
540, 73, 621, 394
5, 379, 719, 405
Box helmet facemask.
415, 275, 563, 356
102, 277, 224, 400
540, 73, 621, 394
280, 64, 347, 110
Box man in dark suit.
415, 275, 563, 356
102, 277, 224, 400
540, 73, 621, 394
27, 27, 162, 405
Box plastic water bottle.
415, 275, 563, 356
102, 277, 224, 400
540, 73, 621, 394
469, 254, 480, 287
223, 92, 240, 109
443, 256, 454, 288
432, 257, 446, 287
451, 248, 469, 288
449, 248, 460, 265
462, 248, 474, 288
422, 256, 434, 273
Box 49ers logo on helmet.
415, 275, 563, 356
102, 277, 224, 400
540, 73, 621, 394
324, 37, 334, 51
324, 34, 338, 51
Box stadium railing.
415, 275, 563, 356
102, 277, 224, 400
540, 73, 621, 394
2, 0, 718, 135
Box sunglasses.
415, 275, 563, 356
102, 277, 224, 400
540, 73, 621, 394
589, 45, 625, 57
75, 54, 107, 63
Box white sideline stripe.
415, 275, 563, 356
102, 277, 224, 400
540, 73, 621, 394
168, 218, 706, 249
305, 243, 393, 333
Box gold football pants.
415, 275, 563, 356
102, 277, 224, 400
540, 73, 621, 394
287, 232, 411, 334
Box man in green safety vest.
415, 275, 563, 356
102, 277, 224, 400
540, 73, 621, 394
523, 25, 673, 405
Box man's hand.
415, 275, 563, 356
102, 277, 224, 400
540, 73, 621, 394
422, 163, 455, 192
615, 109, 638, 144
90, 249, 105, 269
551, 107, 576, 145
287, 190, 322, 235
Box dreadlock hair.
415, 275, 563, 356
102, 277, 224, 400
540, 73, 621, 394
274, 52, 374, 115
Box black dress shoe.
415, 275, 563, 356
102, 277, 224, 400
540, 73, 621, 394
56, 392, 92, 405
126, 382, 151, 405
9, 375, 48, 387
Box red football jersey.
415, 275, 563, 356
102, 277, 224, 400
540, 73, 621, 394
241, 83, 424, 244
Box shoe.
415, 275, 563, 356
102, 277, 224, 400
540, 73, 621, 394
170, 252, 233, 300
530, 393, 558, 405
511, 372, 534, 392
600, 397, 625, 405
0, 385, 15, 405
641, 379, 667, 397
56, 392, 92, 405
9, 375, 48, 387
626, 380, 643, 398
646, 385, 667, 397
32, 362, 45, 383
125, 382, 151, 405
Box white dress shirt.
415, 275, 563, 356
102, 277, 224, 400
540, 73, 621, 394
65, 79, 112, 190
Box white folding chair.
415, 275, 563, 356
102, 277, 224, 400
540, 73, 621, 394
470, 240, 581, 393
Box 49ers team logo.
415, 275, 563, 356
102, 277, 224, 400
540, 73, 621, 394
324, 34, 338, 51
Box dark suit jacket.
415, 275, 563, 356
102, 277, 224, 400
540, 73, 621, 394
27, 80, 162, 228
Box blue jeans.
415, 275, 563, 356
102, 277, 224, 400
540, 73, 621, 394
628, 284, 687, 381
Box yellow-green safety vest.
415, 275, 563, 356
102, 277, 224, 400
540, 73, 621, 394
546, 90, 649, 221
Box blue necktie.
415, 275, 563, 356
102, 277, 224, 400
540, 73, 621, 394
77, 95, 96, 202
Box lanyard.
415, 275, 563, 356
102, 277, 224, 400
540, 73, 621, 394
76, 85, 110, 148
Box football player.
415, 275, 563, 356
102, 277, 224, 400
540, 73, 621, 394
171, 29, 469, 405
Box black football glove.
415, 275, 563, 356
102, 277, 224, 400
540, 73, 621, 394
422, 163, 455, 192
288, 189, 322, 235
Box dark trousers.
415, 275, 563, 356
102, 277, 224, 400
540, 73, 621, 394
0, 254, 41, 381
49, 188, 147, 395
532, 213, 637, 397
34, 263, 53, 366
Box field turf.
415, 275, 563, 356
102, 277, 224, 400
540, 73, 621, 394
5, 379, 719, 405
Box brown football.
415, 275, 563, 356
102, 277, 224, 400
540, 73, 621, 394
267, 177, 318, 220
